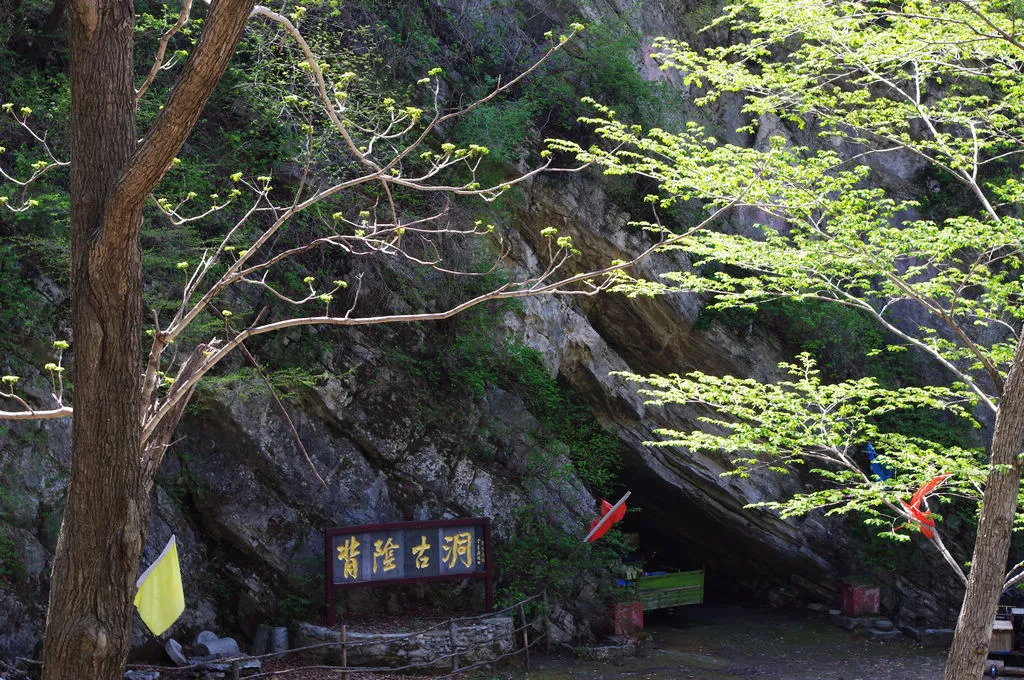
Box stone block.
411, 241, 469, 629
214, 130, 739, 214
124, 671, 160, 680
194, 637, 240, 658
193, 631, 218, 647
294, 617, 514, 670
829, 612, 868, 630
573, 637, 637, 661
196, 659, 261, 677
251, 624, 271, 656
291, 623, 343, 665
164, 639, 187, 667
268, 627, 288, 653
862, 628, 904, 642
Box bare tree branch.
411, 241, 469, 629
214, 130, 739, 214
0, 407, 73, 420
135, 0, 194, 103
109, 0, 257, 226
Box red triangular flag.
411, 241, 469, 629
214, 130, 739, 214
900, 474, 950, 539
909, 474, 951, 508
587, 498, 626, 542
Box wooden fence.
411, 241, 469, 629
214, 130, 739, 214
110, 592, 550, 679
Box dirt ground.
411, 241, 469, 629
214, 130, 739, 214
104, 604, 947, 680
528, 605, 947, 680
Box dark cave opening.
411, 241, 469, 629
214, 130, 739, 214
618, 508, 752, 606
616, 503, 776, 607
611, 454, 840, 610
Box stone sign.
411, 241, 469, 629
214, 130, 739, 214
324, 518, 492, 625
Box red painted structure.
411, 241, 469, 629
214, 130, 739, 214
840, 582, 880, 616
613, 601, 644, 635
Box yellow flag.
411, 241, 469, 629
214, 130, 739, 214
133, 535, 185, 636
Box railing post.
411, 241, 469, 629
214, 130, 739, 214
325, 529, 335, 627
519, 601, 530, 671
543, 590, 553, 652
341, 623, 348, 679
230, 659, 240, 680
449, 621, 460, 673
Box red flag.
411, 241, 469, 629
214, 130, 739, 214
900, 474, 951, 539
587, 497, 626, 542
910, 474, 951, 508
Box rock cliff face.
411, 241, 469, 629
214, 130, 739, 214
0, 0, 968, 659
506, 168, 966, 617
0, 333, 602, 656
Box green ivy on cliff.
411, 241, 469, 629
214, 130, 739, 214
496, 501, 627, 613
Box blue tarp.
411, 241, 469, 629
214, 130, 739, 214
866, 443, 893, 481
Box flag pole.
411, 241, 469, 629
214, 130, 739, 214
582, 491, 630, 543
564, 491, 631, 565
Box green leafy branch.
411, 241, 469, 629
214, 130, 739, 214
618, 352, 983, 581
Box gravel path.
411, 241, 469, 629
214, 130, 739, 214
529, 605, 947, 680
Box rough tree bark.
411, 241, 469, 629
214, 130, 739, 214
39, 1, 146, 677
40, 0, 254, 677
944, 333, 1024, 680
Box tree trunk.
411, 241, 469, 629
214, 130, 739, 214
944, 334, 1024, 680
39, 1, 147, 679
38, 0, 255, 676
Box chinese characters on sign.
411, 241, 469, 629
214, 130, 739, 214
442, 531, 472, 569
336, 535, 360, 580
328, 521, 488, 585
325, 518, 492, 626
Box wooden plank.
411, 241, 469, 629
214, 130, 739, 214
636, 570, 704, 592
638, 590, 703, 609
635, 569, 704, 611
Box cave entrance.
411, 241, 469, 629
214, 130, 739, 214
618, 506, 746, 606
612, 456, 835, 609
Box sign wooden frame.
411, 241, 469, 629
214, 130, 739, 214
324, 517, 493, 626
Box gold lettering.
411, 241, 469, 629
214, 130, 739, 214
411, 535, 431, 569
441, 531, 473, 568
372, 537, 399, 574
336, 536, 360, 580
